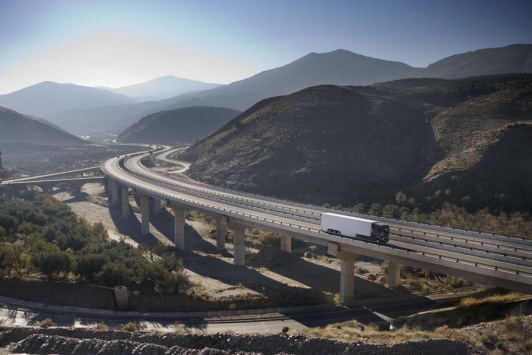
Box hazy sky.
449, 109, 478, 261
1, 0, 531, 94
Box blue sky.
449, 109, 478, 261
0, 0, 531, 94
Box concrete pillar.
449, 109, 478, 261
107, 178, 113, 196
153, 198, 162, 215
280, 235, 292, 253
232, 224, 246, 266
111, 180, 119, 207
103, 177, 109, 194
121, 186, 129, 219
388, 262, 402, 288
171, 206, 186, 250
140, 194, 150, 235
338, 251, 357, 303
216, 216, 227, 251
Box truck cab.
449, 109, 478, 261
371, 223, 390, 243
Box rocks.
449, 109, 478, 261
0, 326, 484, 355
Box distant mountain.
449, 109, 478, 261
0, 106, 86, 146
46, 45, 532, 135
0, 81, 138, 119
413, 44, 532, 79
99, 76, 222, 101
181, 74, 532, 211
118, 106, 241, 144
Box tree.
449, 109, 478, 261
368, 203, 382, 216
31, 249, 71, 280
395, 191, 407, 205
383, 205, 399, 219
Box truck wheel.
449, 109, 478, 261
375, 238, 381, 244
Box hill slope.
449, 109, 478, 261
99, 75, 222, 101
414, 44, 532, 79
181, 74, 532, 210
118, 106, 241, 144
0, 106, 86, 146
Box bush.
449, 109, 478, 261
31, 249, 71, 280
122, 322, 137, 332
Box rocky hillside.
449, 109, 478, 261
0, 327, 483, 355
181, 74, 532, 210
0, 106, 85, 146
118, 106, 241, 144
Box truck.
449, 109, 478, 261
320, 213, 390, 243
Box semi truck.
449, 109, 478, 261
320, 213, 390, 243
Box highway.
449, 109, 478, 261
101, 148, 532, 294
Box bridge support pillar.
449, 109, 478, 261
171, 205, 186, 250
140, 194, 150, 235
111, 180, 119, 207
388, 262, 401, 288
280, 235, 292, 253
121, 186, 130, 219
103, 177, 109, 194
216, 216, 227, 251
232, 224, 246, 266
338, 251, 357, 303
153, 198, 162, 215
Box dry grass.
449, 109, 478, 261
122, 322, 137, 332
35, 318, 56, 328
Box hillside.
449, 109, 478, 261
0, 81, 137, 120
99, 75, 222, 101
118, 106, 241, 144
0, 106, 86, 146
181, 74, 532, 210
414, 44, 532, 79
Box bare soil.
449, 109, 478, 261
0, 183, 402, 313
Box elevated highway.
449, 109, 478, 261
101, 149, 532, 300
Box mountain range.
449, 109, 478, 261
98, 75, 222, 101
1, 44, 531, 135
118, 106, 241, 144
0, 82, 137, 119
181, 73, 532, 211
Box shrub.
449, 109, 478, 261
122, 322, 137, 332
36, 318, 56, 328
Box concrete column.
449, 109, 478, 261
338, 251, 357, 303
216, 216, 227, 251
280, 235, 292, 253
111, 180, 119, 207
172, 206, 186, 250
388, 262, 402, 288
140, 194, 150, 235
121, 186, 130, 219
153, 198, 162, 215
103, 177, 109, 194
232, 224, 246, 266
107, 178, 113, 195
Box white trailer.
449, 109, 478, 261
320, 213, 389, 243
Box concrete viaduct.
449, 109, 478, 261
100, 149, 532, 301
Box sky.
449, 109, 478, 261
0, 0, 531, 94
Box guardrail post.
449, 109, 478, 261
388, 262, 401, 287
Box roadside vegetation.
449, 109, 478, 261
301, 289, 532, 354
0, 191, 189, 294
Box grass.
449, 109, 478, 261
122, 322, 137, 332
35, 318, 56, 328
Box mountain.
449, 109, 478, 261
414, 44, 532, 79
118, 106, 241, 144
180, 74, 532, 211
99, 76, 222, 101
44, 45, 532, 135
0, 106, 86, 146
0, 81, 138, 119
